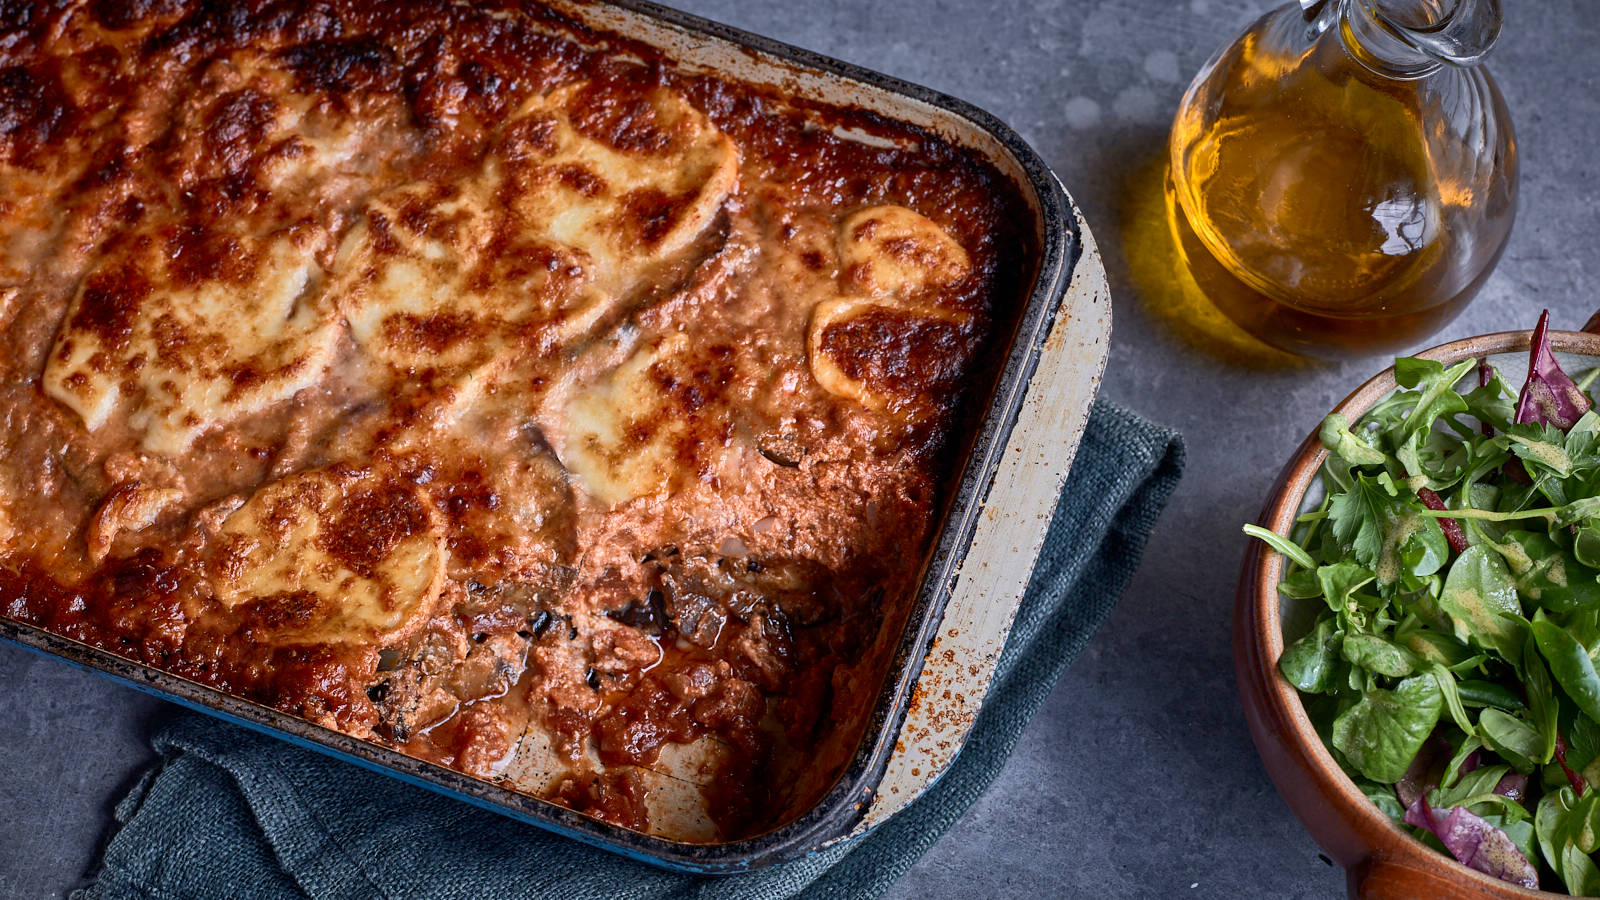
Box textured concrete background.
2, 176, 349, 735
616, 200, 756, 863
3, 1, 1597, 897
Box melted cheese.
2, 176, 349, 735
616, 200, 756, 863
44, 231, 341, 455
809, 207, 971, 410
808, 297, 894, 410
40, 70, 372, 454
330, 81, 739, 388
86, 482, 184, 564
209, 466, 446, 645
837, 205, 971, 298
561, 332, 704, 506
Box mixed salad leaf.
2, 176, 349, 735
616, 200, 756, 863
1246, 311, 1600, 894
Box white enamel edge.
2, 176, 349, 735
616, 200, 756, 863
846, 199, 1111, 836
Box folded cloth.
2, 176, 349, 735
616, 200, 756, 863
74, 399, 1183, 900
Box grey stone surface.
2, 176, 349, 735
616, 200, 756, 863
1, 0, 1596, 897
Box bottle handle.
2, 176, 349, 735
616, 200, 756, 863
1299, 0, 1340, 37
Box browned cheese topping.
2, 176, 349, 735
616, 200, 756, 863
0, 0, 1030, 840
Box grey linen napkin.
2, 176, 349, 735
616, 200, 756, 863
74, 399, 1184, 900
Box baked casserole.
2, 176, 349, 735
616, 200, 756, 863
0, 0, 1031, 840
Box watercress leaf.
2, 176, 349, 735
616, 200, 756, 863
1279, 616, 1343, 694
1426, 662, 1473, 733
1506, 530, 1600, 613
1479, 708, 1542, 774
1533, 610, 1600, 725
1332, 675, 1443, 784
1523, 630, 1560, 765
1465, 375, 1516, 434
1575, 523, 1600, 570
1438, 544, 1527, 661
1395, 357, 1476, 439
1515, 310, 1593, 432
1319, 413, 1388, 467
1277, 568, 1323, 600
1343, 632, 1416, 678
1316, 562, 1376, 613
1432, 764, 1512, 809
1456, 679, 1526, 711
1358, 779, 1407, 824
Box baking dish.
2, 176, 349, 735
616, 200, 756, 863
0, 0, 1110, 872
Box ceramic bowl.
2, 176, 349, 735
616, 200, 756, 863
1234, 328, 1600, 899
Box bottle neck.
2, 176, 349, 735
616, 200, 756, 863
1338, 0, 1441, 79
1314, 0, 1502, 81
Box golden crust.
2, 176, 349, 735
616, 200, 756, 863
0, 0, 1030, 841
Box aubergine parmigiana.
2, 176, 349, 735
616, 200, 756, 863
0, 0, 1033, 841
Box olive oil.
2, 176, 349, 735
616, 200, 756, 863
1168, 0, 1516, 359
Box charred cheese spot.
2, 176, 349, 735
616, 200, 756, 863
837, 205, 970, 299
808, 207, 973, 411
560, 333, 725, 507
332, 184, 549, 379
0, 63, 77, 169
209, 466, 446, 646
159, 50, 368, 220
44, 229, 340, 454
807, 297, 966, 412
279, 37, 398, 97
329, 80, 738, 391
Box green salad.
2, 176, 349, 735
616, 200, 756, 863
1246, 312, 1600, 894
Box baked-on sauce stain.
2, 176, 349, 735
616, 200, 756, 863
0, 0, 1032, 841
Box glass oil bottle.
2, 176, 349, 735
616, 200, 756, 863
1167, 0, 1516, 358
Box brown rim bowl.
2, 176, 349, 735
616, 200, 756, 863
1235, 328, 1600, 899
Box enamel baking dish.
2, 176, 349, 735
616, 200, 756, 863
0, 0, 1111, 872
